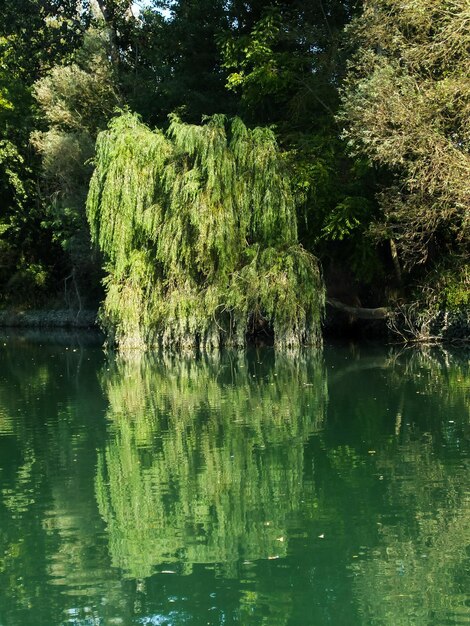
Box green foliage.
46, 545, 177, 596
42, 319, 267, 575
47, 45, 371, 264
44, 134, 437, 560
0, 137, 59, 306
341, 0, 470, 271
442, 272, 469, 311
125, 0, 235, 125
2, 0, 466, 318
418, 261, 470, 312
0, 0, 91, 305
0, 35, 36, 288
87, 112, 324, 349
33, 29, 118, 136
321, 196, 373, 242
31, 27, 119, 298
219, 1, 357, 126
219, 2, 383, 288
0, 140, 28, 210
222, 7, 287, 101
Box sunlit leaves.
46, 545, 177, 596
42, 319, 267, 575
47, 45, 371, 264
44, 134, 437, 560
341, 0, 470, 270
87, 112, 324, 349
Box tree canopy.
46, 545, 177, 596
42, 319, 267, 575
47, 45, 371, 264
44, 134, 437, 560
341, 0, 470, 278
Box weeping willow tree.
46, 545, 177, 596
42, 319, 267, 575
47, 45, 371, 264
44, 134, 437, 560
95, 351, 327, 579
87, 112, 324, 350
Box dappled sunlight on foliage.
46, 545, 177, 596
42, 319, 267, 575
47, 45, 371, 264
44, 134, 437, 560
88, 113, 324, 350
341, 0, 470, 275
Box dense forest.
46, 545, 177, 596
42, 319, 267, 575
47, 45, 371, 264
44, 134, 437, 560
0, 0, 468, 348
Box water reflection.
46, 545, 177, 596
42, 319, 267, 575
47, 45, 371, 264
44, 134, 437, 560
0, 335, 120, 626
325, 345, 470, 626
353, 440, 470, 626
0, 338, 467, 625
95, 350, 327, 579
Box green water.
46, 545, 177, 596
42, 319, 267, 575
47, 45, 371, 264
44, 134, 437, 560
0, 334, 468, 626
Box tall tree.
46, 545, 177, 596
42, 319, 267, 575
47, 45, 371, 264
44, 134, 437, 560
220, 1, 382, 292
32, 26, 120, 305
124, 0, 236, 125
340, 0, 470, 294
0, 0, 90, 303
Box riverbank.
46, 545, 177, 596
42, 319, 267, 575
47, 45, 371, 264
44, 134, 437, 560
0, 309, 98, 329
0, 305, 467, 344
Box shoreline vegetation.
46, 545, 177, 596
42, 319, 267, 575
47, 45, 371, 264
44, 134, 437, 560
0, 303, 467, 347
0, 1, 468, 350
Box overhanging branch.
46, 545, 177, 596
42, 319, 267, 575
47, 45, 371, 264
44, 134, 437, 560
326, 298, 390, 320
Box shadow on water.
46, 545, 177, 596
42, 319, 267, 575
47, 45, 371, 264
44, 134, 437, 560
0, 339, 468, 625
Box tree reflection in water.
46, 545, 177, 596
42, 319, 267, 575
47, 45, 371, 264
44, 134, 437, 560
345, 348, 470, 626
95, 350, 327, 579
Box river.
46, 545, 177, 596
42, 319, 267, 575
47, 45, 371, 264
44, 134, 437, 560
0, 333, 468, 625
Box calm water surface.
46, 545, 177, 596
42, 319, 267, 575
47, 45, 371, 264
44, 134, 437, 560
0, 333, 468, 625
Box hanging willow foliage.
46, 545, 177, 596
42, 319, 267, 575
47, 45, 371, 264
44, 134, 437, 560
87, 112, 324, 350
